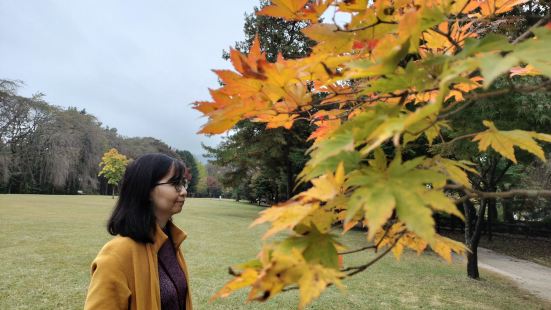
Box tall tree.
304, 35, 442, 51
195, 1, 551, 308
206, 0, 315, 203
445, 76, 551, 277
176, 150, 200, 195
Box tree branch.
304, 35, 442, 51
338, 245, 376, 255
342, 234, 401, 277
336, 18, 397, 33
447, 184, 551, 202
511, 15, 551, 44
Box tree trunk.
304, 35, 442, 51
463, 200, 479, 279
112, 186, 115, 199
463, 199, 486, 279
466, 244, 479, 278
502, 199, 514, 223
283, 137, 293, 200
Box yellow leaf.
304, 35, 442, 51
430, 235, 467, 263
425, 156, 477, 189
257, 0, 309, 21
210, 268, 259, 301
334, 161, 345, 186
302, 23, 355, 54
298, 264, 344, 310
299, 165, 345, 202
421, 190, 464, 220
473, 120, 551, 163
510, 64, 541, 77
250, 200, 314, 239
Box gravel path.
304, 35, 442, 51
476, 247, 551, 303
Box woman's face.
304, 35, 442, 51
150, 164, 187, 217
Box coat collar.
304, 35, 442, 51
152, 221, 187, 253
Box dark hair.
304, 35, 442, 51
107, 153, 186, 243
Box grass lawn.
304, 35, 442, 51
0, 195, 549, 309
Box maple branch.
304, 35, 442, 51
337, 17, 397, 33
438, 80, 551, 121
437, 132, 477, 146
447, 184, 551, 203
282, 233, 401, 293
511, 15, 551, 44
339, 219, 397, 255
342, 234, 403, 277
339, 245, 376, 255
439, 99, 474, 117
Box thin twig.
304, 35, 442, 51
337, 18, 397, 33
342, 234, 403, 277
438, 133, 477, 146
339, 245, 376, 255
511, 15, 550, 44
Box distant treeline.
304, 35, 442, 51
0, 79, 221, 196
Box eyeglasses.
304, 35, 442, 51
155, 179, 188, 192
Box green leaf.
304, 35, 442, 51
281, 227, 340, 269
422, 190, 464, 220
513, 27, 551, 78
479, 54, 519, 88
393, 188, 435, 243
458, 34, 512, 59
364, 187, 397, 240
307, 132, 354, 167
298, 150, 361, 183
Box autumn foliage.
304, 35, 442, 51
194, 0, 551, 308
98, 148, 129, 198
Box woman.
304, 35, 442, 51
84, 153, 192, 310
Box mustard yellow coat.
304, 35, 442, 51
84, 222, 192, 310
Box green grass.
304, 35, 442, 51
0, 195, 549, 309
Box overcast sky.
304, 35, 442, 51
0, 0, 259, 159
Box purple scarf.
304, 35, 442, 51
158, 226, 188, 310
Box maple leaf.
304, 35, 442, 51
477, 0, 529, 17
229, 36, 268, 79
375, 223, 465, 262
251, 200, 315, 239
338, 0, 367, 13
347, 185, 396, 240
297, 264, 344, 309
211, 268, 259, 301
473, 120, 551, 163
429, 235, 467, 263
302, 23, 355, 54
300, 0, 333, 23
308, 118, 341, 141
345, 154, 457, 243
298, 161, 345, 202
254, 113, 298, 129
424, 156, 477, 189
257, 0, 309, 21
509, 64, 541, 77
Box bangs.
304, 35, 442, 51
168, 160, 186, 183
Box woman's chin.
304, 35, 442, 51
172, 202, 184, 213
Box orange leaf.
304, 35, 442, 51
478, 0, 529, 17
